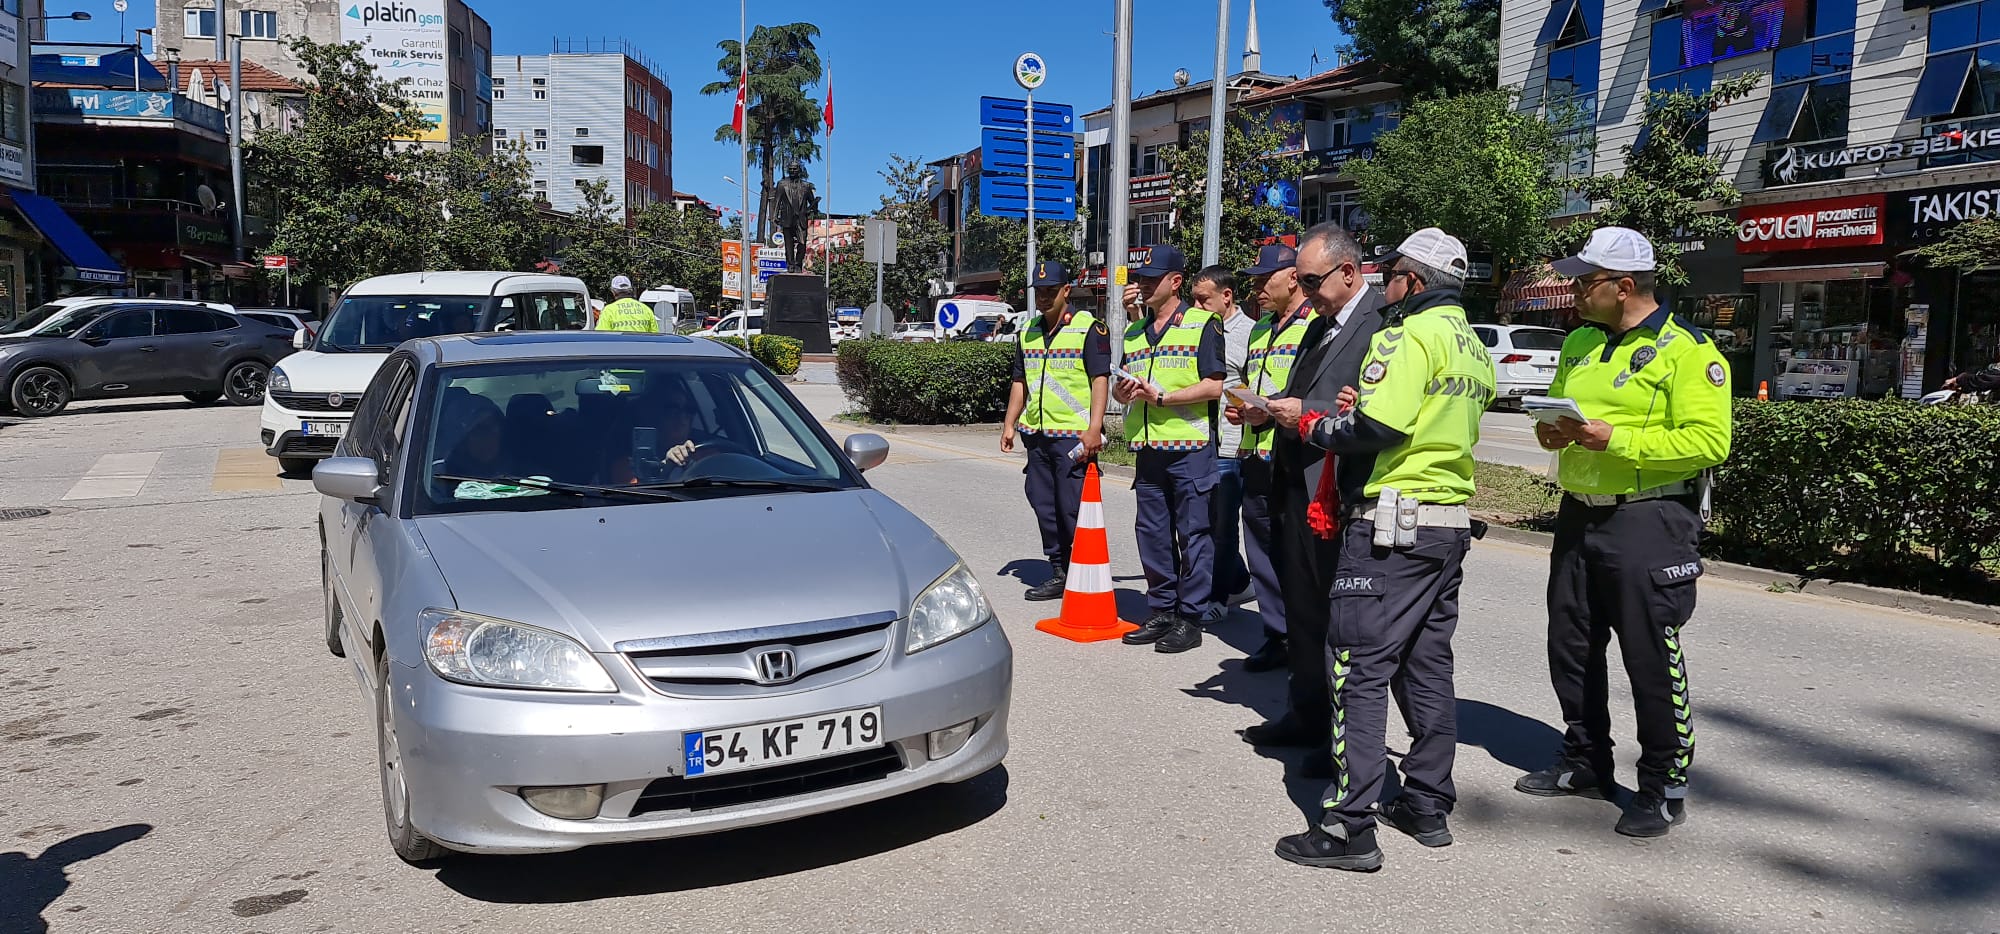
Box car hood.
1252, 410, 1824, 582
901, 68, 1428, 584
274, 349, 388, 392
411, 488, 959, 652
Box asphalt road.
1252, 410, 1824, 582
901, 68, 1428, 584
2, 395, 1997, 934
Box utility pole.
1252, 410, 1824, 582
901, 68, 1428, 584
739, 0, 752, 339
1202, 0, 1230, 268
229, 36, 246, 264
214, 0, 227, 61
1107, 0, 1133, 368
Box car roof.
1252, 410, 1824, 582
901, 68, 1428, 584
414, 331, 743, 366
344, 271, 589, 297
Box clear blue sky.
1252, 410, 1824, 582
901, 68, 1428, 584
50, 0, 1347, 215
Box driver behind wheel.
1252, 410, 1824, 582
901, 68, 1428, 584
606, 383, 715, 485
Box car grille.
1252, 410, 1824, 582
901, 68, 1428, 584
278, 435, 339, 456
616, 611, 898, 699
269, 391, 360, 413
630, 745, 904, 815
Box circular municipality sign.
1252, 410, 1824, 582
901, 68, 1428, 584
114, 0, 128, 11
769, 230, 785, 247
938, 302, 961, 330
1014, 52, 1047, 91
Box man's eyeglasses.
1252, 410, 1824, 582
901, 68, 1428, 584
1296, 263, 1353, 293
1571, 274, 1623, 293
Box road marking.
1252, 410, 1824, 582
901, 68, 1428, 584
211, 448, 283, 492
61, 451, 162, 500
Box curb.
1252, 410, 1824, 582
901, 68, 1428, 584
1475, 518, 2000, 626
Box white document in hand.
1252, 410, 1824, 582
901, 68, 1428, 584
1522, 395, 1588, 424
1116, 366, 1163, 397
1225, 384, 1273, 413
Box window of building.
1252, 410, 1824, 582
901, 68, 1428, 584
533, 89, 548, 101
532, 77, 547, 86
492, 76, 506, 87
533, 179, 546, 190
572, 145, 605, 165
1136, 211, 1169, 246
533, 128, 547, 138
239, 10, 277, 38
1752, 21, 1855, 168
575, 179, 590, 189
454, 93, 465, 116
475, 101, 488, 126
1, 84, 24, 145
1910, 0, 2000, 166
1136, 143, 1166, 176
183, 6, 217, 39
494, 127, 508, 139
575, 126, 589, 137
1534, 0, 1600, 48
450, 28, 465, 58
533, 140, 548, 151
493, 88, 505, 100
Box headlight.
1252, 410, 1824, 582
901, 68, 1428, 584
420, 608, 616, 692
268, 366, 291, 393
906, 565, 993, 654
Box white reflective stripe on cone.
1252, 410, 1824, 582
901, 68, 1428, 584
1065, 561, 1114, 594
1077, 500, 1105, 530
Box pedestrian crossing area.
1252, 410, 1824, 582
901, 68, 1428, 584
21, 446, 309, 505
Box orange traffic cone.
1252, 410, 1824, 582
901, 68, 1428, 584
1757, 380, 1770, 401
1036, 463, 1138, 642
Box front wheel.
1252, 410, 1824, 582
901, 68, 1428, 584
376, 650, 449, 865
9, 366, 71, 417
222, 361, 269, 406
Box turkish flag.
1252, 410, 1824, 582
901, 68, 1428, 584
824, 72, 834, 135
732, 73, 746, 135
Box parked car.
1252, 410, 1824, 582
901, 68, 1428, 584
1473, 324, 1567, 406
695, 311, 764, 338
262, 271, 590, 476
1, 297, 235, 339
0, 303, 290, 416
314, 331, 1011, 863
238, 308, 318, 339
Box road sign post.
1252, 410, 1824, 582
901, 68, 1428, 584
863, 219, 897, 336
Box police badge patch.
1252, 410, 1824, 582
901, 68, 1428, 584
1631, 346, 1657, 370
1707, 361, 1727, 386
1362, 361, 1388, 384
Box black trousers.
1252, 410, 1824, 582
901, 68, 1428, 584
1277, 492, 1341, 734
1320, 519, 1470, 831
1022, 432, 1088, 568
1239, 456, 1285, 638
1546, 496, 1702, 797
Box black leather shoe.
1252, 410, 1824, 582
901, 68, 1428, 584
1242, 637, 1288, 672
1122, 613, 1177, 645
1275, 824, 1382, 872
1024, 571, 1067, 602
1515, 759, 1609, 799
1154, 617, 1203, 654
1615, 791, 1687, 838
1297, 744, 1337, 779
1380, 797, 1453, 847
1239, 715, 1322, 748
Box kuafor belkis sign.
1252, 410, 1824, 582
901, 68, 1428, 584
1735, 194, 1886, 253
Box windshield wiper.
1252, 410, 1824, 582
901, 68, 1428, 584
638, 477, 844, 493
433, 474, 689, 502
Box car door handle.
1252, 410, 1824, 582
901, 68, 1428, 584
139, 345, 157, 352
211, 339, 229, 347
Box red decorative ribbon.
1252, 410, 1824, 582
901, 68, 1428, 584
1297, 410, 1340, 540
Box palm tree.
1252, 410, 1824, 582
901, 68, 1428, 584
702, 22, 825, 243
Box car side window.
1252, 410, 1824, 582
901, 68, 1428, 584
492, 297, 520, 332
158, 307, 222, 335
345, 359, 407, 461
1474, 327, 1498, 349
374, 366, 420, 479
209, 311, 240, 330
83, 310, 153, 341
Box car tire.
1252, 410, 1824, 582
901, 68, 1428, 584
183, 390, 223, 404
9, 366, 71, 417
279, 458, 317, 479
222, 361, 269, 406
322, 546, 345, 658
376, 648, 449, 866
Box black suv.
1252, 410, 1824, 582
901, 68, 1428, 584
0, 303, 294, 416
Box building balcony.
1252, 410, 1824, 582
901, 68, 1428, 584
32, 88, 228, 140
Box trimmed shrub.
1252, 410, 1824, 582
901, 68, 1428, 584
700, 334, 802, 375
836, 338, 1015, 424
1711, 399, 2000, 598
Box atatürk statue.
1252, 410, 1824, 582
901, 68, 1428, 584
769, 160, 819, 270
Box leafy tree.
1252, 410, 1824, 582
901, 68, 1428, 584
701, 23, 824, 242
550, 179, 637, 294
1558, 73, 1765, 287
630, 201, 729, 311
957, 173, 1083, 308
422, 141, 548, 272
1160, 116, 1313, 275
1322, 0, 1498, 99
867, 154, 953, 316
1915, 216, 2000, 271
1346, 88, 1569, 271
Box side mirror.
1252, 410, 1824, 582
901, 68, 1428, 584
843, 433, 890, 473
313, 457, 383, 503
292, 328, 310, 350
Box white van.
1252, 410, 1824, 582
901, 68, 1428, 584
934, 298, 1019, 341
260, 271, 590, 474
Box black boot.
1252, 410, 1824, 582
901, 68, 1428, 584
1239, 714, 1321, 748
1380, 797, 1453, 847
1514, 758, 1609, 799
1242, 637, 1287, 672
1122, 613, 1178, 645
1024, 565, 1067, 602
1154, 616, 1203, 653
1615, 790, 1687, 838
1275, 823, 1382, 872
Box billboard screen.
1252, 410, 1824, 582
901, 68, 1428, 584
1681, 0, 1805, 68
341, 0, 450, 142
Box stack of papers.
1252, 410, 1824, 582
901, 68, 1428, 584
1225, 384, 1273, 413
1522, 396, 1588, 424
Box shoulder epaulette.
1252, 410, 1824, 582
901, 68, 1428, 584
1671, 314, 1712, 343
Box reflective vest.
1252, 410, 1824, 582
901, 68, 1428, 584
1123, 306, 1216, 451
1243, 304, 1312, 459
1019, 309, 1098, 436
594, 298, 658, 333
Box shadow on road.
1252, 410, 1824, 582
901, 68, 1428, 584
1456, 698, 1564, 774
996, 558, 1056, 589
64, 399, 221, 417
432, 766, 1009, 902
0, 823, 152, 934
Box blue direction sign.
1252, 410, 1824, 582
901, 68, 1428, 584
979, 96, 1074, 133
980, 128, 1075, 179
979, 174, 1077, 221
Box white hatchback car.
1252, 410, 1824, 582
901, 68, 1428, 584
262, 272, 590, 475
1473, 324, 1568, 406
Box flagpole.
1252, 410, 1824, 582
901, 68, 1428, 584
823, 62, 832, 299
740, 0, 752, 343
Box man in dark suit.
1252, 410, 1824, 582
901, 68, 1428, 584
1237, 222, 1385, 778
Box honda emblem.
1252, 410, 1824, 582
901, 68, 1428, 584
754, 648, 797, 685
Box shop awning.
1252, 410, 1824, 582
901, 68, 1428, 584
1742, 261, 1885, 283
1498, 267, 1575, 314
7, 188, 125, 284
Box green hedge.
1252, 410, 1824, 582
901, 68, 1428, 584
701, 334, 802, 375
836, 338, 1015, 424
1712, 399, 2000, 598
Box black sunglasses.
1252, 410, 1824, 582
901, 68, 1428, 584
1295, 262, 1356, 293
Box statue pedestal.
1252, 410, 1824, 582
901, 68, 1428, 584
763, 273, 832, 354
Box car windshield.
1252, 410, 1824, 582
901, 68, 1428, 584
415, 357, 858, 514
319, 295, 487, 352
1, 302, 93, 336
1509, 329, 1567, 351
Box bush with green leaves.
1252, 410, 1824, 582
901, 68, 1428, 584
699, 334, 802, 375
836, 338, 1015, 424
1712, 399, 2000, 599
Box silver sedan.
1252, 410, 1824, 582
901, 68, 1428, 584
314, 332, 1012, 862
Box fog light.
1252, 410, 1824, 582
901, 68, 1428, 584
520, 784, 605, 820
927, 719, 977, 760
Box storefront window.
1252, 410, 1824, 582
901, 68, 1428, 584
1764, 279, 1899, 399
1914, 0, 2000, 166
1675, 293, 1759, 395
1950, 270, 2000, 377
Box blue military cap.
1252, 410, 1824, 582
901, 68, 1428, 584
1133, 244, 1188, 277
1241, 244, 1297, 276
1029, 260, 1069, 288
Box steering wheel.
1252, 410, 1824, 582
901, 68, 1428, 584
682, 448, 783, 481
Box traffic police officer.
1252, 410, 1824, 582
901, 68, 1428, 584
594, 275, 659, 332
1273, 228, 1493, 872
1231, 244, 1312, 671
1002, 261, 1112, 601
1517, 226, 1731, 838
1115, 244, 1226, 654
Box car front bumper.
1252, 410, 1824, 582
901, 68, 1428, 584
261, 397, 353, 459
390, 621, 1013, 854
